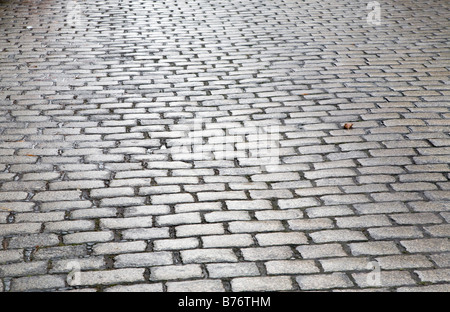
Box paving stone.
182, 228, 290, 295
70, 268, 146, 287
320, 257, 371, 272
255, 209, 304, 220
401, 238, 450, 253
197, 191, 247, 201
138, 185, 181, 195
225, 200, 272, 210
0, 192, 28, 201
150, 264, 204, 281
0, 223, 42, 236
151, 193, 195, 205
114, 252, 173, 268
255, 232, 308, 246
296, 244, 348, 259
265, 260, 320, 275
321, 194, 371, 205
201, 234, 254, 248
371, 192, 424, 202
296, 273, 354, 290
397, 284, 450, 292
90, 187, 135, 198
181, 248, 238, 264
352, 271, 416, 288
44, 220, 95, 233
8, 234, 60, 249
424, 224, 450, 237
335, 215, 392, 228
123, 205, 170, 217
429, 253, 450, 268
156, 212, 202, 226
100, 197, 146, 207
375, 255, 434, 270
204, 211, 251, 223
310, 229, 368, 243
50, 257, 106, 274
349, 241, 402, 256
288, 218, 334, 231
92, 241, 147, 255
175, 202, 222, 213
231, 276, 294, 291
0, 250, 23, 264
10, 275, 66, 291
32, 191, 82, 201
166, 279, 225, 292
304, 169, 357, 180
390, 213, 443, 225
241, 246, 293, 261
424, 191, 450, 201
122, 228, 170, 240
295, 187, 342, 197
278, 198, 320, 209
71, 208, 118, 219
353, 202, 409, 214
415, 269, 450, 283
15, 212, 65, 223
153, 237, 199, 251
228, 221, 284, 233
63, 231, 114, 245
41, 201, 92, 212
100, 216, 153, 230
50, 180, 105, 190
33, 245, 88, 261
368, 226, 424, 240
249, 189, 293, 199
0, 261, 48, 278
207, 263, 260, 278
175, 223, 225, 237
104, 283, 163, 292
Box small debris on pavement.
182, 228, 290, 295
343, 123, 353, 129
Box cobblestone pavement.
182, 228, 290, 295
0, 0, 449, 292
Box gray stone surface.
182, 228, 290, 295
0, 0, 449, 292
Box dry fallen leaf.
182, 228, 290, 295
26, 154, 37, 157
344, 123, 353, 129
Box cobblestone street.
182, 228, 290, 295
0, 0, 449, 292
